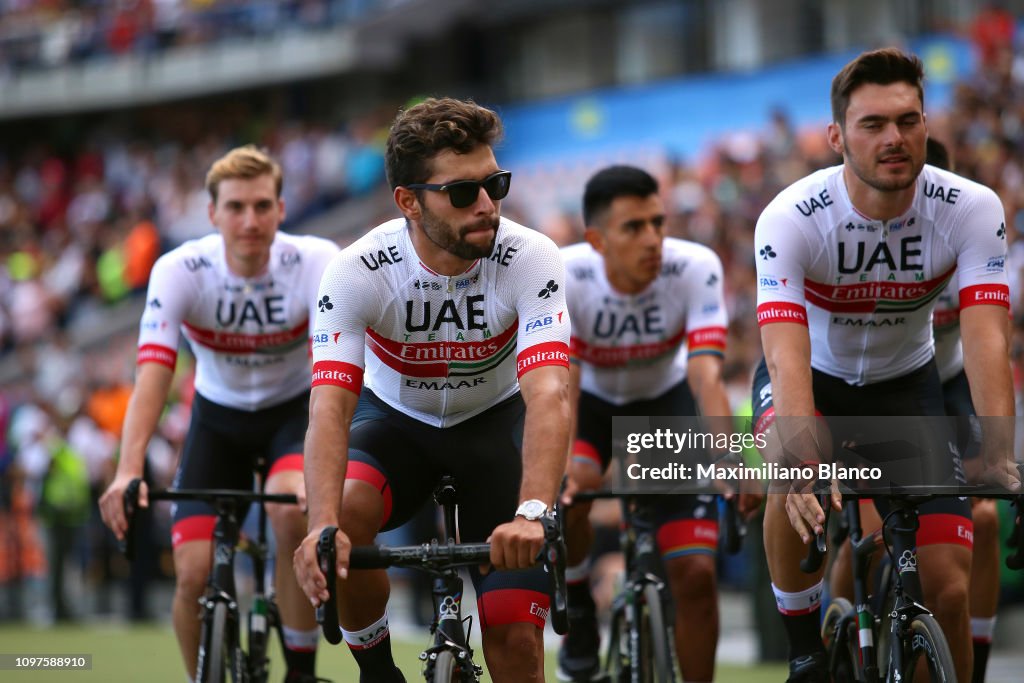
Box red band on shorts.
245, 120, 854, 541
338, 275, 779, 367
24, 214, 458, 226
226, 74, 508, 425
753, 406, 775, 439
171, 515, 217, 548
572, 440, 602, 470
268, 453, 303, 479
477, 588, 549, 629
657, 519, 719, 559
917, 513, 973, 548
345, 461, 392, 528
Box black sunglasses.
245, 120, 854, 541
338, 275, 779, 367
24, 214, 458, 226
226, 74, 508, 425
405, 170, 512, 209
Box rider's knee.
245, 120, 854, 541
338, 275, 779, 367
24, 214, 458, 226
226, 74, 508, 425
173, 548, 210, 598
666, 556, 716, 606
971, 500, 999, 543
339, 481, 385, 543
484, 623, 543, 672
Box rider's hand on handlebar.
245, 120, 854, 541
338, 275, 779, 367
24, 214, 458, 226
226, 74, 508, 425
294, 525, 350, 608
100, 474, 148, 541
488, 516, 546, 571
785, 478, 841, 544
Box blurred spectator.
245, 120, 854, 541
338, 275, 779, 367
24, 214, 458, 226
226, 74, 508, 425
970, 2, 1016, 71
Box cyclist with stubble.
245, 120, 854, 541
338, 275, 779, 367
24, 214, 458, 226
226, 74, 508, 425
292, 98, 571, 683
557, 165, 761, 683
100, 146, 339, 683
752, 49, 1017, 683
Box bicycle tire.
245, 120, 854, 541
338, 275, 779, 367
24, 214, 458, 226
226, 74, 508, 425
898, 614, 957, 683
821, 598, 858, 683
432, 650, 458, 683
200, 601, 229, 683
604, 603, 629, 683
640, 583, 675, 683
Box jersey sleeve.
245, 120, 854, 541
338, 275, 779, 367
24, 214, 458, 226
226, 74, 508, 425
560, 248, 586, 364
301, 236, 342, 333
310, 249, 378, 394
508, 233, 571, 378
950, 184, 1010, 310
754, 201, 812, 326
680, 246, 729, 357
136, 251, 191, 369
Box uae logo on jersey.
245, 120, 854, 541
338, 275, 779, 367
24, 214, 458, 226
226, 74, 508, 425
537, 280, 559, 299
759, 245, 777, 260
318, 296, 333, 312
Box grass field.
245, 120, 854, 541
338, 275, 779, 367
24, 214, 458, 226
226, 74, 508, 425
0, 623, 789, 682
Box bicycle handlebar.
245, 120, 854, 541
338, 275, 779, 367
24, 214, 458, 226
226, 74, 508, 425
119, 478, 299, 561
315, 519, 571, 643
316, 526, 342, 645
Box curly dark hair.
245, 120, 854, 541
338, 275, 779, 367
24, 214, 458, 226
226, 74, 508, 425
385, 97, 504, 190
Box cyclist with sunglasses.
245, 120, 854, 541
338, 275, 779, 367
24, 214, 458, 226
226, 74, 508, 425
293, 97, 572, 683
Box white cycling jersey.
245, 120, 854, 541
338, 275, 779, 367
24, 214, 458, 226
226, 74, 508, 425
311, 217, 571, 427
932, 271, 963, 383
137, 231, 339, 410
562, 238, 728, 405
755, 163, 1009, 385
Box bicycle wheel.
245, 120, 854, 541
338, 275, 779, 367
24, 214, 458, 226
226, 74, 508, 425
199, 601, 229, 683
604, 602, 629, 683
431, 649, 458, 682
640, 583, 675, 683
898, 614, 956, 683
821, 598, 858, 683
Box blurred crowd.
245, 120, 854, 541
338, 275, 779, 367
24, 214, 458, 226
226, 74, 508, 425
5, 18, 1024, 626
0, 0, 386, 75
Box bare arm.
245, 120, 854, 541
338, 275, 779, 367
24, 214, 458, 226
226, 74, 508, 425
960, 304, 1018, 487
489, 364, 571, 570
687, 353, 732, 440
293, 384, 359, 603
519, 364, 572, 506
99, 362, 174, 538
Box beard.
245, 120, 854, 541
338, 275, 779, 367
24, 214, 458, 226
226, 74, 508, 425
844, 141, 924, 192
420, 206, 499, 261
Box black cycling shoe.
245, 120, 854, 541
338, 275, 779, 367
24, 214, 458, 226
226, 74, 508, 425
786, 652, 829, 683
556, 606, 603, 682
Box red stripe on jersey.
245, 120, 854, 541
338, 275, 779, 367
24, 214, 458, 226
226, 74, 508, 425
572, 326, 687, 368
138, 343, 177, 369
803, 264, 955, 313
311, 360, 363, 393
365, 323, 518, 378
516, 341, 570, 377
687, 326, 727, 355
183, 319, 309, 353
756, 302, 808, 326
959, 284, 1010, 309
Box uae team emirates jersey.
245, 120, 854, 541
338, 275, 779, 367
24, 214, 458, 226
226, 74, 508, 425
312, 217, 571, 427
137, 232, 339, 410
562, 238, 728, 405
755, 164, 1009, 385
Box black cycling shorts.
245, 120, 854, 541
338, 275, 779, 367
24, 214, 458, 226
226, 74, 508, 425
942, 369, 981, 460
573, 380, 719, 559
750, 357, 971, 542
344, 388, 551, 630
170, 391, 308, 547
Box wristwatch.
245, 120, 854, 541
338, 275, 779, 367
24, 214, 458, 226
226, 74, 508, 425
515, 499, 549, 521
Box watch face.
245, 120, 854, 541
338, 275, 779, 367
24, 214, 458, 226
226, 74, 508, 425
518, 500, 547, 520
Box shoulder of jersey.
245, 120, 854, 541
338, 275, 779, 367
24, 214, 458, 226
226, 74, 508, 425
337, 218, 405, 257
158, 232, 220, 266
496, 216, 554, 247
560, 241, 596, 265
662, 236, 718, 264
276, 230, 340, 254
919, 164, 998, 206
764, 164, 844, 216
